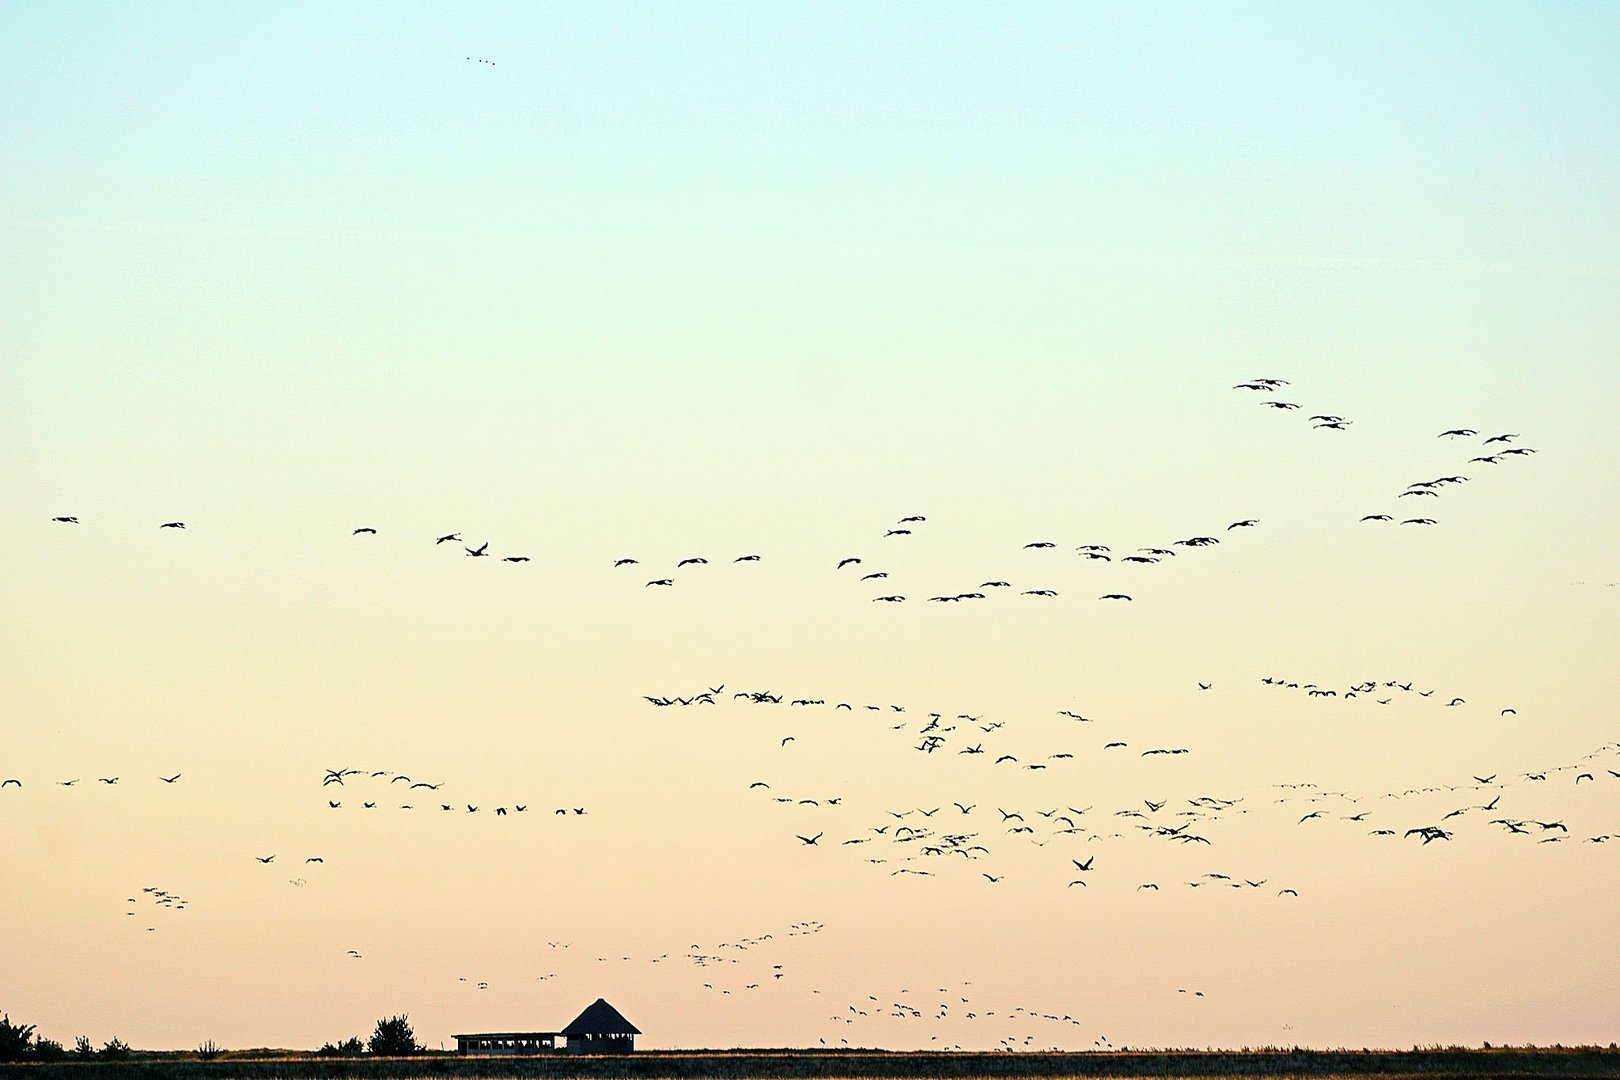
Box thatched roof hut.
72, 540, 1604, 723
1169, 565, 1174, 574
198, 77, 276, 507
561, 998, 639, 1052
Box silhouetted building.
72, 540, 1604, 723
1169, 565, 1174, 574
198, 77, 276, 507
453, 998, 639, 1055
452, 1032, 562, 1056
562, 997, 640, 1053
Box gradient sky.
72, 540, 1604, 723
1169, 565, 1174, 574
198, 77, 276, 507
3, 1, 1619, 1054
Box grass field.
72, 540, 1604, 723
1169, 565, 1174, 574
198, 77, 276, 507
4, 1049, 1619, 1080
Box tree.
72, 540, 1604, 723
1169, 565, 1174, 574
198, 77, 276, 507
0, 1013, 38, 1063
71, 1036, 94, 1059
367, 1015, 422, 1056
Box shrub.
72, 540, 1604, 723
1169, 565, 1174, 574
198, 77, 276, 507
367, 1015, 422, 1056
72, 1035, 94, 1059
33, 1038, 67, 1062
197, 1039, 224, 1060
318, 1036, 365, 1056
0, 1013, 37, 1063
99, 1037, 132, 1060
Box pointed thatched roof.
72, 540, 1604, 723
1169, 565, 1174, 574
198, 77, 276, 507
562, 998, 640, 1036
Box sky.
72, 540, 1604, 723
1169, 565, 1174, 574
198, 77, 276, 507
3, 0, 1619, 1055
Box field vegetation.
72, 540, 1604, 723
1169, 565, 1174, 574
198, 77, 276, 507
3, 1046, 1620, 1080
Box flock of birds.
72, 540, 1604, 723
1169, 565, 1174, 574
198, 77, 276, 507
1230, 377, 1540, 525
317, 767, 587, 819
36, 380, 1543, 614
14, 373, 1608, 1053
635, 672, 1619, 908
123, 887, 189, 933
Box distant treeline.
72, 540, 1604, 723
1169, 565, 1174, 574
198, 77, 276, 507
3, 1048, 1620, 1080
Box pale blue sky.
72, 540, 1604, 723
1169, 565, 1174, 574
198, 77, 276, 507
3, 2, 1619, 1052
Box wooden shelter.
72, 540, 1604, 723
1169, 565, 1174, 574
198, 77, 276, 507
561, 997, 641, 1053
454, 998, 639, 1055
452, 1031, 562, 1056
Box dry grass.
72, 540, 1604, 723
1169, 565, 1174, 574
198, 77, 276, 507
5, 1048, 1619, 1080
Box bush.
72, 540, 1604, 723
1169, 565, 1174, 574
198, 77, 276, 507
99, 1037, 132, 1060
33, 1038, 68, 1062
367, 1014, 422, 1056
196, 1039, 224, 1060
318, 1036, 365, 1056
0, 1013, 38, 1063
72, 1035, 94, 1059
